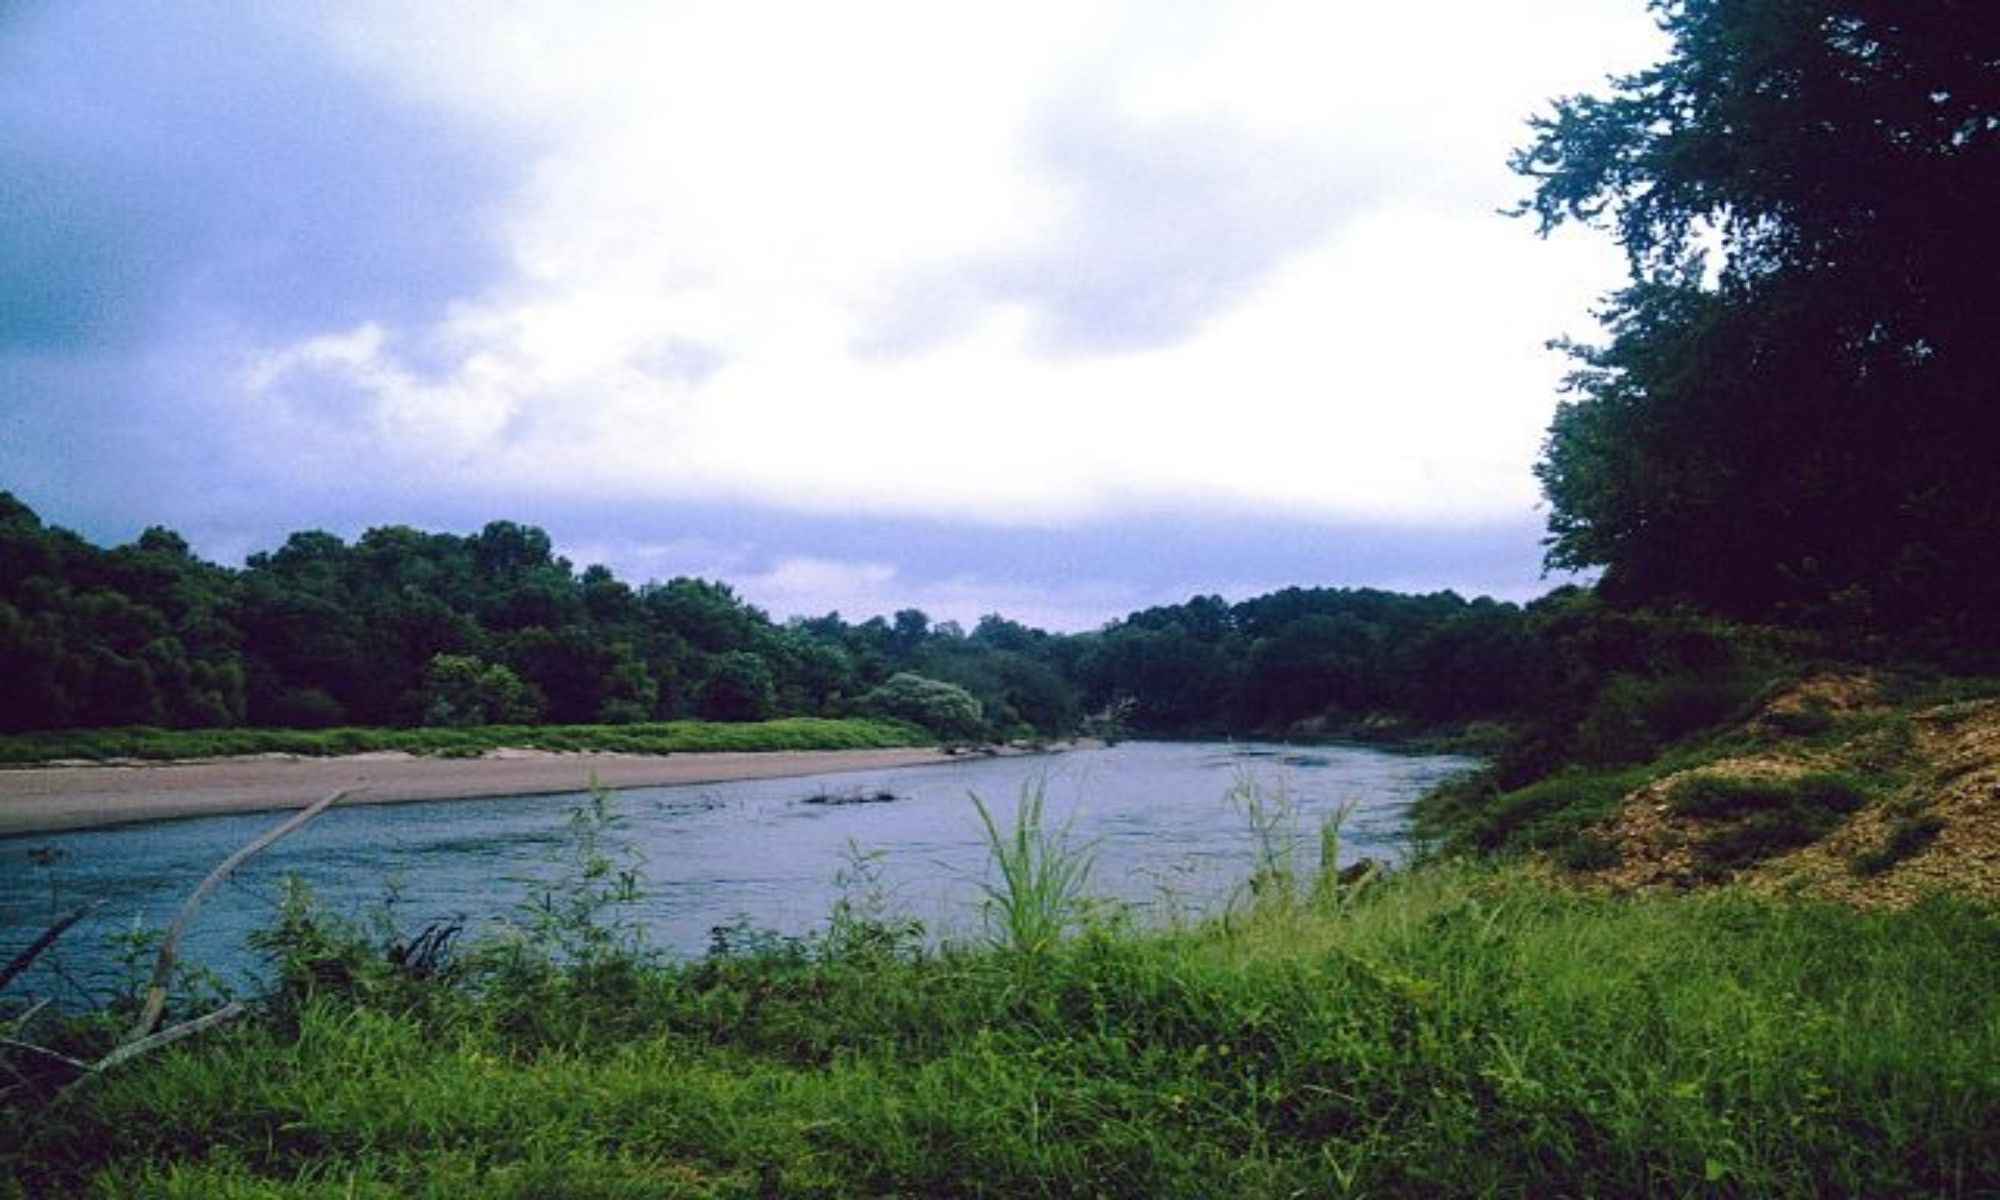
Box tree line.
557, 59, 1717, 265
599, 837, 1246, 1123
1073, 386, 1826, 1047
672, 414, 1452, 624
0, 492, 1558, 739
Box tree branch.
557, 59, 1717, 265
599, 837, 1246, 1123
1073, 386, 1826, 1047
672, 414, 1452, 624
0, 899, 108, 994
126, 789, 353, 1042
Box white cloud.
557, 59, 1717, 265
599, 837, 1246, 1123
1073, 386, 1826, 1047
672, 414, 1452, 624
240, 2, 1665, 533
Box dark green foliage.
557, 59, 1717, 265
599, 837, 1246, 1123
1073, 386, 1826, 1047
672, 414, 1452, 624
1665, 772, 1870, 873
1516, 0, 2000, 647
0, 493, 1091, 740
1669, 772, 1866, 820
0, 718, 928, 765
1696, 810, 1836, 872
1464, 766, 1657, 854
1558, 833, 1623, 872
856, 672, 986, 741
1852, 815, 1946, 876
697, 651, 776, 723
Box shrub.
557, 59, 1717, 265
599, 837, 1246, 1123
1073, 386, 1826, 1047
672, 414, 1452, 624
1852, 816, 1946, 876
858, 672, 986, 741
1669, 772, 1865, 820
1558, 833, 1623, 871
1679, 773, 1870, 872
1696, 809, 1833, 870
1574, 671, 1759, 766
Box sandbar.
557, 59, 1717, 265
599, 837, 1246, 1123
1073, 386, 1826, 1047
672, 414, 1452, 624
0, 746, 1037, 837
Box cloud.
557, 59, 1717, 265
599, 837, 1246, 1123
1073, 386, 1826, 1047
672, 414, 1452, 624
2, 1, 1661, 627
0, 5, 519, 351
860, 92, 1367, 358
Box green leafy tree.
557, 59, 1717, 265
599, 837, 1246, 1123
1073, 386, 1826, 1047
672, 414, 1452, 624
699, 651, 777, 722
422, 653, 545, 727
1515, 0, 2000, 639
859, 672, 986, 741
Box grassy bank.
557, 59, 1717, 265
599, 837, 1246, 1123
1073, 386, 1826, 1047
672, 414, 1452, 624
0, 717, 932, 767
7, 852, 1996, 1195
1411, 667, 2000, 897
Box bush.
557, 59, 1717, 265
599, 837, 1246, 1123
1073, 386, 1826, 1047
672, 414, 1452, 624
265, 686, 346, 729
858, 672, 986, 741
1852, 815, 1946, 877
1669, 772, 1865, 820
1558, 833, 1623, 871
1574, 672, 1758, 766
1697, 809, 1833, 871
1677, 772, 1870, 872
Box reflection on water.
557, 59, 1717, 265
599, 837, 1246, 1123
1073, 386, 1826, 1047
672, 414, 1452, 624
0, 741, 1474, 1002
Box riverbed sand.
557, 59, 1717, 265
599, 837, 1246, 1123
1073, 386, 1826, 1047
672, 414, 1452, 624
0, 747, 1015, 837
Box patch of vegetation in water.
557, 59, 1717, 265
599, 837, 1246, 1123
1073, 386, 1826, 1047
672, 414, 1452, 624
801, 789, 901, 806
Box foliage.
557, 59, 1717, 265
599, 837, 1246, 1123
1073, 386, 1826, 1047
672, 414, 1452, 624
857, 672, 986, 742
697, 651, 776, 723
1667, 771, 1867, 820
0, 717, 928, 765
8, 863, 1999, 1196
1851, 814, 1947, 876
420, 653, 544, 727
1515, 0, 2000, 645
968, 783, 1096, 955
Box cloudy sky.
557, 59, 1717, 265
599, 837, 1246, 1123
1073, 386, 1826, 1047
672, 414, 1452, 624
1, 2, 1664, 630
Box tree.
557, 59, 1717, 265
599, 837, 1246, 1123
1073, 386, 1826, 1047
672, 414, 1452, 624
1515, 0, 2000, 640
858, 672, 985, 741
421, 653, 544, 726
699, 651, 777, 722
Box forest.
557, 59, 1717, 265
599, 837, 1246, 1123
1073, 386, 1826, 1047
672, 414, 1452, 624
0, 491, 1557, 743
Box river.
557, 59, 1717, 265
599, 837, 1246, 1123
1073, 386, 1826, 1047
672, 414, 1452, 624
0, 741, 1473, 1005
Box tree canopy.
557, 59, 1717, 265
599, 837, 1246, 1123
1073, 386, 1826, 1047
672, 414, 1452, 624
0, 493, 1554, 738
1516, 0, 2000, 646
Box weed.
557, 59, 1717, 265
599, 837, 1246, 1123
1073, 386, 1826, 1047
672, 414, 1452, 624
970, 782, 1096, 956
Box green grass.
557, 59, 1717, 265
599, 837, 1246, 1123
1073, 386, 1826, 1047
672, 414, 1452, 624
970, 784, 1097, 955
7, 864, 1998, 1197
0, 718, 932, 766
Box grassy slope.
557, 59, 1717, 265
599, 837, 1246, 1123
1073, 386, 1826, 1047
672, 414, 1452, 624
1413, 669, 2000, 905
7, 865, 1998, 1197
0, 718, 932, 766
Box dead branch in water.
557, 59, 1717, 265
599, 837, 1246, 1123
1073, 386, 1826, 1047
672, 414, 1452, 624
0, 899, 107, 995
126, 788, 353, 1043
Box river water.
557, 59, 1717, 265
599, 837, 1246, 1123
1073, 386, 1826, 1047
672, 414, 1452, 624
0, 741, 1473, 1005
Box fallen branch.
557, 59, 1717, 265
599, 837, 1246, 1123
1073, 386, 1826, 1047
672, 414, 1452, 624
0, 899, 108, 994
0, 1036, 89, 1102
127, 789, 353, 1042
8, 997, 53, 1037
97, 1001, 246, 1075
0, 1036, 87, 1075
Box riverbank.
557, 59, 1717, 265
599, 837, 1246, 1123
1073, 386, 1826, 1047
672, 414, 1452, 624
0, 743, 1089, 837
9, 860, 1994, 1195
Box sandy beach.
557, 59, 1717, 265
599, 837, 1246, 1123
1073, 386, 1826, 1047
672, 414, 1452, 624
0, 746, 1002, 837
